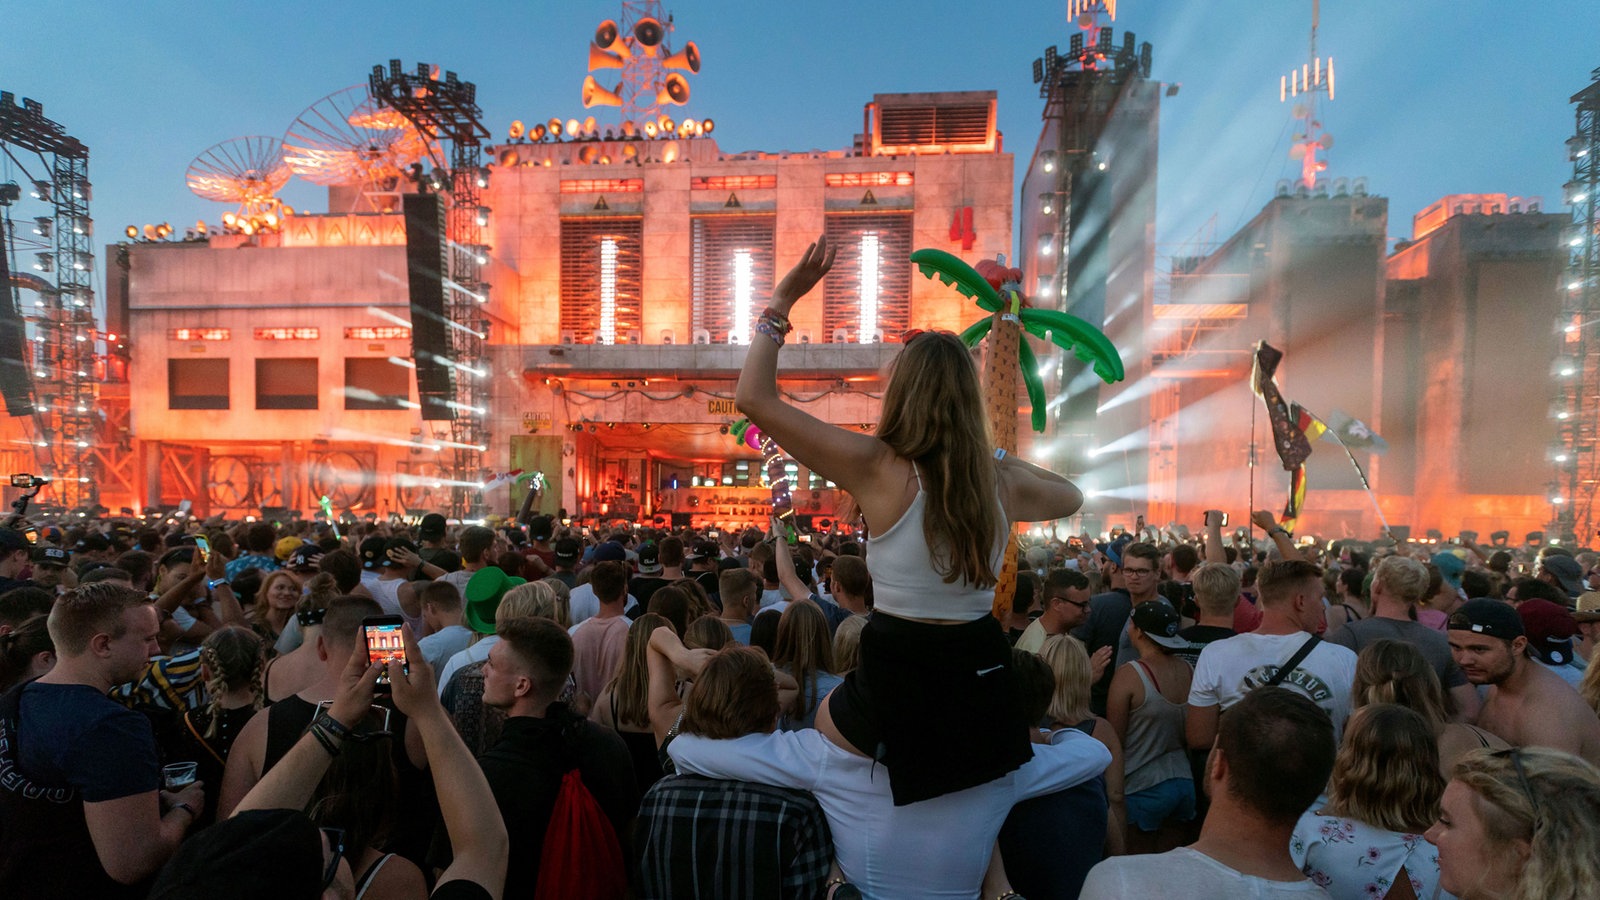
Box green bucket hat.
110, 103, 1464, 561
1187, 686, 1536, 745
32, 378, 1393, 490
464, 566, 527, 635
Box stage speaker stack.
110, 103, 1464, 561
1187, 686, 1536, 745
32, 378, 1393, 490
402, 193, 455, 420
0, 245, 35, 417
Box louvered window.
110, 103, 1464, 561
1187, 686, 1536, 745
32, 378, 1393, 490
560, 218, 644, 344
822, 213, 913, 342
691, 216, 776, 344
879, 103, 991, 147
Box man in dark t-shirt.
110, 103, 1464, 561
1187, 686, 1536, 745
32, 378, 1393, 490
1, 583, 205, 898
479, 617, 638, 897
1175, 562, 1242, 666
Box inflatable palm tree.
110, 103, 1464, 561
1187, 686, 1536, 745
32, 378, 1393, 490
910, 248, 1125, 616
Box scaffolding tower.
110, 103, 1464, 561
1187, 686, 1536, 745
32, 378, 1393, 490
1554, 67, 1600, 541
0, 91, 98, 511
368, 62, 491, 517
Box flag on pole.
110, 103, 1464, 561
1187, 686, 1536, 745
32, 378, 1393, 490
1252, 342, 1314, 532
1321, 409, 1388, 455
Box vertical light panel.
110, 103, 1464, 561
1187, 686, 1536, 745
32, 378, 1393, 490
598, 237, 618, 345
732, 249, 754, 343
859, 232, 880, 343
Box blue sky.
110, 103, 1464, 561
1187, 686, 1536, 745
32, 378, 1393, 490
2, 0, 1595, 288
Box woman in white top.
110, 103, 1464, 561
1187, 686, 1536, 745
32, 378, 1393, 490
1290, 703, 1447, 900
736, 236, 1087, 805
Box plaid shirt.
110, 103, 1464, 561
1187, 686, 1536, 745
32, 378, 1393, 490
634, 774, 831, 900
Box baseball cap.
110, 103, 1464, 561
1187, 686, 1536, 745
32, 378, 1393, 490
637, 542, 662, 575
463, 566, 527, 634
33, 546, 70, 568
358, 537, 387, 570
1538, 555, 1584, 600
274, 536, 304, 561
1096, 534, 1133, 567
1431, 551, 1466, 592
0, 528, 29, 555
1130, 600, 1190, 650
592, 541, 627, 564
1574, 591, 1600, 624
418, 513, 448, 541
1448, 598, 1524, 640
554, 537, 580, 564
1518, 598, 1578, 666
686, 540, 719, 562
381, 537, 419, 567
286, 544, 321, 572
528, 515, 553, 542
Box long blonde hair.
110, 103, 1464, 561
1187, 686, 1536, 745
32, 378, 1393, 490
1039, 634, 1092, 725
876, 331, 1000, 588
1325, 704, 1443, 831
198, 627, 265, 739
1452, 748, 1600, 900
1579, 648, 1600, 717
603, 613, 667, 728
1351, 639, 1454, 725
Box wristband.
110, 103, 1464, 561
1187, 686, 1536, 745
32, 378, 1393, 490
309, 723, 343, 757
760, 306, 793, 333
1269, 526, 1288, 537
313, 709, 354, 741
207, 578, 228, 591
993, 448, 1007, 461
754, 318, 786, 348
170, 801, 196, 821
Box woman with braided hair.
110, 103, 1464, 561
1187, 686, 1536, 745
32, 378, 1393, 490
164, 625, 266, 828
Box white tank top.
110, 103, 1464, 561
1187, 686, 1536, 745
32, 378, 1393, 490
866, 465, 1006, 621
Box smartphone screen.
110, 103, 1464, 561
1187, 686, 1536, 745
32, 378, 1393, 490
363, 616, 408, 688
194, 536, 211, 563
23, 526, 38, 544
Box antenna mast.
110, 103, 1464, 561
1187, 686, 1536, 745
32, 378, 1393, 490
1280, 0, 1335, 189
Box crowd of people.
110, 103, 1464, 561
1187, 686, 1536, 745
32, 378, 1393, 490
3, 236, 1600, 899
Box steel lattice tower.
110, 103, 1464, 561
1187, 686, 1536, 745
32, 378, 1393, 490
0, 91, 98, 510
1554, 67, 1600, 541
369, 62, 491, 517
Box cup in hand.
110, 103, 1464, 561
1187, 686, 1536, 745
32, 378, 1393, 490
163, 761, 198, 791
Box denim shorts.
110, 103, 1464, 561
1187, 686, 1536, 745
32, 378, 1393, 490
1124, 776, 1197, 832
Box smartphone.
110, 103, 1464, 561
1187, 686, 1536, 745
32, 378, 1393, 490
798, 534, 812, 544
178, 499, 192, 516
194, 535, 211, 563
1205, 510, 1228, 528
363, 615, 409, 690
707, 529, 719, 538
23, 525, 38, 544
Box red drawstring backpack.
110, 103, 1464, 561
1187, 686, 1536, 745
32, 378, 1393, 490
534, 766, 627, 900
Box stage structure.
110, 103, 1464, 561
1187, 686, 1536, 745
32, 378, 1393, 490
583, 1, 701, 133
0, 91, 100, 511
1553, 67, 1600, 541
368, 61, 491, 517
1025, 1, 1158, 512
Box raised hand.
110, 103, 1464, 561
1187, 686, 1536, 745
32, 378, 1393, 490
771, 235, 837, 311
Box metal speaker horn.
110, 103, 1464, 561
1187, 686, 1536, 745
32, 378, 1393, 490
583, 75, 624, 108
588, 42, 626, 71
633, 17, 664, 53
657, 73, 690, 106
663, 41, 701, 74
594, 19, 620, 49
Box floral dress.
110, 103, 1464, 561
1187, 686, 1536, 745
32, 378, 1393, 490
1290, 799, 1451, 900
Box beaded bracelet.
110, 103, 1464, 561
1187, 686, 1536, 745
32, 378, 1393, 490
760, 307, 793, 334
755, 318, 786, 348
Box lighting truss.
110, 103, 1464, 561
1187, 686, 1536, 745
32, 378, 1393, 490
1553, 68, 1600, 541
369, 61, 492, 517
0, 90, 98, 510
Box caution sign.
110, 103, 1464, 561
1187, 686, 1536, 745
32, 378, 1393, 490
707, 399, 737, 416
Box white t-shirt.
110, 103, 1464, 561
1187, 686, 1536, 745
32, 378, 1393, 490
668, 727, 1111, 899
1082, 847, 1331, 899
435, 636, 495, 697
1189, 631, 1358, 745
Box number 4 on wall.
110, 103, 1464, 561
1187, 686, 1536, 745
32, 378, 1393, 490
949, 206, 975, 251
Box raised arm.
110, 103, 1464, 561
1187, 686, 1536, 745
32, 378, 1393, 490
1251, 510, 1304, 562
770, 518, 812, 602
1202, 510, 1227, 565
735, 236, 887, 492
996, 452, 1084, 523
647, 624, 714, 746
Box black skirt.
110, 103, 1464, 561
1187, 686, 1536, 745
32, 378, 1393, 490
827, 611, 1032, 806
